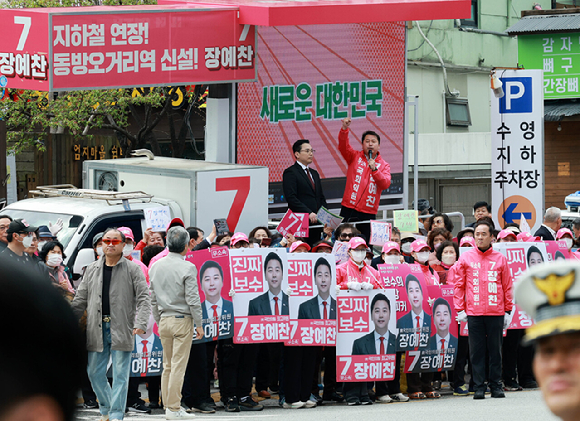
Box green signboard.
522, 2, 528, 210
518, 33, 580, 99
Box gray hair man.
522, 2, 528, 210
533, 207, 562, 241
149, 226, 203, 420
72, 227, 151, 421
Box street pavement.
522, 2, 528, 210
76, 389, 558, 421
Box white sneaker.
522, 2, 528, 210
304, 400, 317, 408
390, 393, 410, 402
377, 395, 393, 403
283, 401, 304, 409
166, 408, 196, 419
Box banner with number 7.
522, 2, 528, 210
277, 210, 309, 238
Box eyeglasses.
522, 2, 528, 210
340, 233, 354, 239
102, 238, 123, 245
301, 149, 316, 154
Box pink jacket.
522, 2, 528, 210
450, 247, 513, 316
337, 259, 382, 289
127, 256, 149, 284
338, 128, 391, 215
418, 263, 440, 286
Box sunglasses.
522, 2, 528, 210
102, 238, 123, 245
340, 233, 354, 239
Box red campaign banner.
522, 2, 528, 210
378, 263, 430, 351
185, 247, 233, 343
286, 254, 337, 346
404, 285, 457, 373
544, 240, 570, 261
231, 248, 290, 343
277, 209, 309, 238
337, 354, 396, 382
336, 289, 398, 382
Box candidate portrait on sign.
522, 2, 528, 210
428, 298, 457, 351
352, 293, 396, 355
298, 257, 336, 320
200, 260, 233, 336
396, 274, 431, 330
248, 252, 289, 316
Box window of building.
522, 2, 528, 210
446, 97, 472, 126
461, 0, 478, 28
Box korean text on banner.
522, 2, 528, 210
404, 285, 457, 373
231, 248, 290, 344
336, 289, 397, 382
144, 206, 171, 232
394, 210, 418, 233
317, 206, 344, 230
332, 240, 350, 265
370, 221, 392, 246
277, 209, 309, 237
491, 69, 544, 235
286, 254, 337, 346
186, 247, 233, 343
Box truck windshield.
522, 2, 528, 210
4, 210, 83, 248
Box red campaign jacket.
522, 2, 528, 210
418, 263, 440, 286
450, 247, 513, 316
337, 259, 382, 290
338, 128, 391, 215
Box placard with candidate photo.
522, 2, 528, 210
129, 313, 163, 377
378, 263, 431, 351
336, 289, 397, 382
286, 253, 337, 346
544, 240, 570, 262
230, 248, 290, 344
186, 246, 233, 343
404, 285, 457, 373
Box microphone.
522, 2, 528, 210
368, 150, 373, 161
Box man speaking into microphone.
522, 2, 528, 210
338, 117, 391, 240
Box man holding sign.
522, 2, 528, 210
283, 139, 328, 245
338, 117, 391, 241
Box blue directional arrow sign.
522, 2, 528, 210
502, 203, 532, 224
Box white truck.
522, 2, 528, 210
3, 156, 268, 279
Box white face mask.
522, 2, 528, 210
123, 243, 134, 257
564, 238, 574, 250
47, 253, 63, 267
416, 251, 430, 263
442, 255, 456, 266
350, 250, 366, 263
21, 234, 33, 249
96, 247, 104, 257
37, 241, 47, 252
383, 255, 400, 264
402, 243, 412, 254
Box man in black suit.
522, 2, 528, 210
352, 293, 396, 355
282, 139, 328, 245
533, 207, 562, 241
248, 252, 289, 316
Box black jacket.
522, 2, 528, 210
282, 162, 327, 214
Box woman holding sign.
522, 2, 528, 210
336, 237, 382, 405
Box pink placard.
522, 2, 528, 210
234, 315, 291, 343
49, 9, 255, 90
277, 209, 309, 237
337, 354, 396, 382
286, 319, 337, 345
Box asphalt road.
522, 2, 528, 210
75, 389, 558, 421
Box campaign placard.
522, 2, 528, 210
404, 285, 457, 373
144, 206, 171, 232
494, 242, 549, 329
186, 246, 233, 343
286, 254, 337, 346
231, 248, 290, 343
369, 221, 392, 247
336, 289, 397, 382
332, 240, 350, 265
379, 263, 431, 351
277, 209, 309, 238
129, 314, 163, 377
544, 240, 570, 261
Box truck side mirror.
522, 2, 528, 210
74, 248, 96, 276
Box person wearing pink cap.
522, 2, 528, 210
517, 231, 539, 243
460, 236, 476, 248
497, 229, 517, 243
118, 227, 149, 280
449, 219, 513, 400
380, 241, 403, 265
289, 241, 311, 253
557, 228, 575, 253
230, 232, 250, 249
410, 239, 439, 286
336, 236, 381, 405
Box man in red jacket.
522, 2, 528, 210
451, 219, 513, 400
338, 117, 391, 240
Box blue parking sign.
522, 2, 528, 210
499, 77, 533, 114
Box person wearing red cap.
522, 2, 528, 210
289, 241, 311, 253
230, 232, 250, 249
557, 228, 575, 254
410, 239, 440, 286
338, 117, 391, 242
497, 229, 517, 243
336, 237, 381, 405
450, 219, 513, 400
